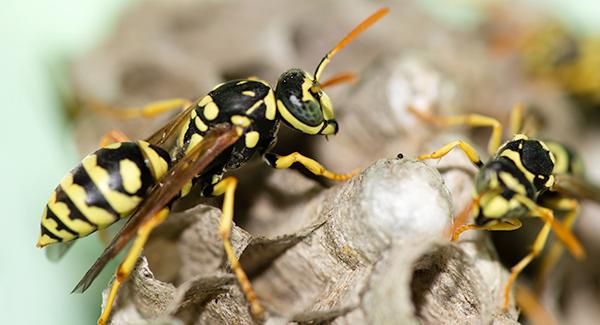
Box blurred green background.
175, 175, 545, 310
1, 0, 599, 324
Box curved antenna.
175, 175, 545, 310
314, 7, 389, 82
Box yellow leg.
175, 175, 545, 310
515, 284, 557, 325
503, 222, 552, 311
98, 130, 130, 147
509, 103, 524, 136
417, 140, 484, 168
89, 98, 192, 119
98, 208, 170, 325
536, 197, 579, 291
212, 177, 263, 319
451, 218, 522, 242
408, 107, 503, 155
265, 152, 357, 181
514, 194, 585, 260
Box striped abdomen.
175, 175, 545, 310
37, 141, 171, 247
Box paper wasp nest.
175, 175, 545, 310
69, 0, 600, 324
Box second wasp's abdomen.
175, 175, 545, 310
37, 141, 171, 247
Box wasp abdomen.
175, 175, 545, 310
37, 141, 171, 247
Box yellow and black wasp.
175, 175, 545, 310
36, 8, 389, 324
410, 104, 600, 311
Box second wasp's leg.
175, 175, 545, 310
212, 177, 263, 318
264, 152, 357, 181
515, 284, 557, 325
536, 197, 580, 290
451, 218, 522, 242
89, 98, 192, 119
503, 222, 552, 311
408, 107, 503, 155
514, 194, 585, 260
98, 208, 170, 325
417, 140, 484, 168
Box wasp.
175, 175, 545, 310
36, 8, 389, 324
410, 104, 600, 311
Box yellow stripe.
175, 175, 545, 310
264, 89, 276, 120
245, 99, 263, 115
81, 155, 142, 216
242, 90, 255, 97
276, 99, 323, 134
177, 118, 191, 149
46, 190, 95, 236
137, 141, 169, 181
185, 133, 204, 155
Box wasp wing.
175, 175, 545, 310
45, 241, 76, 262
553, 174, 600, 203
144, 100, 197, 147
72, 124, 241, 294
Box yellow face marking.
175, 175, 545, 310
546, 142, 569, 174
321, 123, 336, 135
276, 99, 324, 134
191, 110, 197, 119
245, 131, 260, 148
203, 102, 219, 120
185, 133, 204, 154
46, 188, 96, 236
230, 115, 251, 127
242, 90, 256, 97
245, 99, 263, 115
137, 141, 169, 181
119, 159, 142, 194
264, 89, 276, 120
194, 116, 208, 131
82, 155, 142, 216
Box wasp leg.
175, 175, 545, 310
514, 194, 585, 259
98, 208, 170, 325
451, 218, 522, 241
408, 107, 503, 156
417, 140, 484, 168
536, 197, 580, 291
509, 103, 524, 136
515, 284, 557, 325
212, 176, 264, 319
264, 152, 357, 181
98, 129, 130, 147
503, 222, 552, 312
89, 98, 192, 119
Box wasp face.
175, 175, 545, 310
275, 69, 338, 135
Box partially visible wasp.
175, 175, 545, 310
409, 104, 600, 311
36, 8, 389, 324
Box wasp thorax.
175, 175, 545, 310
275, 68, 338, 135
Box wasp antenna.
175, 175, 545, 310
314, 7, 389, 82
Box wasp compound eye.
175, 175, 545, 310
275, 69, 331, 135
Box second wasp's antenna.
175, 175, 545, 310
313, 7, 389, 82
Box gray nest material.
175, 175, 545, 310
101, 159, 518, 324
